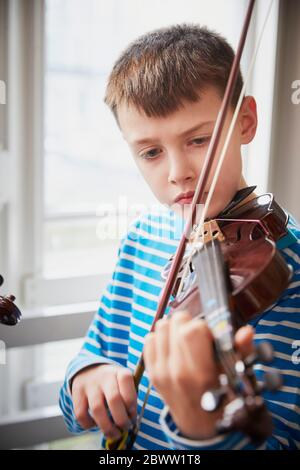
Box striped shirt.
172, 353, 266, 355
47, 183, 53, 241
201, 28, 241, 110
59, 206, 300, 450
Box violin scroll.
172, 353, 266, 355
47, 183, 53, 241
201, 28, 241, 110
201, 341, 282, 443
0, 275, 22, 326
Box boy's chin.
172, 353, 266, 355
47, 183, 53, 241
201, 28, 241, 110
170, 202, 206, 220
170, 201, 222, 222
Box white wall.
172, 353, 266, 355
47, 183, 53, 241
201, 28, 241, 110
269, 0, 300, 220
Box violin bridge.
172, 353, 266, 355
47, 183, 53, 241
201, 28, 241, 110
190, 220, 225, 245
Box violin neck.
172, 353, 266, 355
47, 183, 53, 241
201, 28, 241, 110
192, 239, 234, 354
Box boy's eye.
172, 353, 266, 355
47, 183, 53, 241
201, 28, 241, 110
140, 148, 161, 160
189, 136, 210, 146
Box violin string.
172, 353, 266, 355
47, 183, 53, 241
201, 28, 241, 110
206, 228, 237, 381
176, 0, 274, 298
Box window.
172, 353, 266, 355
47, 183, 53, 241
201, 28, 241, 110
44, 0, 155, 281
42, 0, 253, 304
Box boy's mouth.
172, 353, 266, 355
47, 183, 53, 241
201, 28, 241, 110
174, 190, 195, 205
173, 190, 207, 205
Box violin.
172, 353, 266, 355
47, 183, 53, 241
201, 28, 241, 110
105, 0, 289, 449
0, 274, 22, 326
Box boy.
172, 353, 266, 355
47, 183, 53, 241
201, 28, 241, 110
59, 24, 300, 450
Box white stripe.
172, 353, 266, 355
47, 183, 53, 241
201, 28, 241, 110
132, 301, 156, 317
85, 336, 101, 349
273, 434, 290, 447
135, 226, 178, 246
142, 215, 175, 229
134, 286, 159, 302
275, 384, 299, 394
139, 381, 163, 401
271, 411, 300, 431
134, 443, 147, 450
259, 319, 300, 329
126, 238, 174, 260
131, 314, 153, 331
255, 333, 298, 345
288, 294, 300, 299
129, 222, 174, 240
160, 406, 228, 447
273, 305, 300, 313
141, 416, 164, 431
269, 399, 300, 415
90, 325, 129, 346
122, 252, 164, 272
113, 279, 133, 290
101, 348, 128, 360
254, 363, 300, 378
274, 350, 295, 362
96, 314, 130, 332
232, 437, 251, 449
287, 280, 300, 289
128, 346, 142, 361
130, 331, 147, 345
138, 430, 171, 448
137, 397, 161, 416
116, 265, 163, 288
100, 303, 132, 319
110, 283, 158, 304
105, 290, 132, 305
283, 248, 300, 265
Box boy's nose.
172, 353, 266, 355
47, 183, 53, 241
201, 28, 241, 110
167, 155, 196, 185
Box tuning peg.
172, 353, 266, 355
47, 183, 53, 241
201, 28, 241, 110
255, 342, 274, 362
201, 387, 227, 412
244, 341, 274, 368
262, 371, 283, 392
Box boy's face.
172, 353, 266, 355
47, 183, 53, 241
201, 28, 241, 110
118, 86, 257, 219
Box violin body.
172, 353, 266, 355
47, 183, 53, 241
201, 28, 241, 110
169, 193, 292, 327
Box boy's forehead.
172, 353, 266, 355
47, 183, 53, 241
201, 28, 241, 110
118, 87, 221, 144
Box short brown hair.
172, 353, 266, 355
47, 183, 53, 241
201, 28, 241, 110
104, 24, 243, 120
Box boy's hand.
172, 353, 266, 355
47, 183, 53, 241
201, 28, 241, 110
144, 310, 254, 441
71, 364, 137, 441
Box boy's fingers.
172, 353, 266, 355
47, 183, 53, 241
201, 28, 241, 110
72, 388, 97, 429
102, 374, 133, 433
117, 368, 138, 422
234, 324, 255, 358
87, 388, 122, 440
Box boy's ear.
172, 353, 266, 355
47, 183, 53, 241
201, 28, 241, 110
239, 96, 257, 144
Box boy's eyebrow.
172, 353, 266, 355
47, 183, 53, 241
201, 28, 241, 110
132, 121, 215, 145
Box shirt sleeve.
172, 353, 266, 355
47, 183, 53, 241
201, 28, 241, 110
59, 233, 133, 434
160, 276, 300, 450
